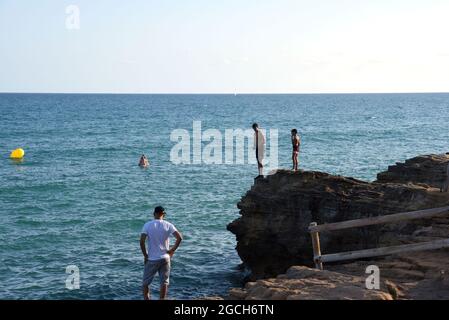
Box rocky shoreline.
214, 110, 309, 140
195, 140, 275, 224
223, 153, 449, 300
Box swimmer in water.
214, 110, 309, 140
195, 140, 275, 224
139, 155, 150, 168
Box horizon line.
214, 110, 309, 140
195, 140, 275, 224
1, 91, 449, 95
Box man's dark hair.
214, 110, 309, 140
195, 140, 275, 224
252, 123, 259, 130
154, 206, 165, 216
291, 129, 298, 134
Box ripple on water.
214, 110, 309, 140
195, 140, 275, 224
2, 93, 449, 299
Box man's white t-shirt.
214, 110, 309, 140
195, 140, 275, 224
141, 219, 178, 261
253, 130, 265, 160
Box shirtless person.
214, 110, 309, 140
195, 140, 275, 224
291, 129, 300, 171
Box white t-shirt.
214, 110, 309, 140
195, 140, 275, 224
253, 131, 265, 159
141, 219, 178, 261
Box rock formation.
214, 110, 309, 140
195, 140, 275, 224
326, 250, 449, 300
227, 266, 393, 300
227, 154, 449, 281
377, 154, 449, 190
224, 253, 449, 300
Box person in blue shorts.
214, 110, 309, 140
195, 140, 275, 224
140, 206, 183, 300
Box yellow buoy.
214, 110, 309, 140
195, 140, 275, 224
10, 148, 25, 159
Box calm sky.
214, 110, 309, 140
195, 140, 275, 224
1, 0, 449, 93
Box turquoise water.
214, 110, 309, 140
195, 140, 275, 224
1, 93, 449, 299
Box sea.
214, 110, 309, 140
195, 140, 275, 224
1, 93, 448, 299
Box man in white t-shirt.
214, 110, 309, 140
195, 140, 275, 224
140, 206, 183, 300
252, 123, 265, 177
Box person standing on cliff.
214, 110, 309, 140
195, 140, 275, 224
291, 129, 301, 171
252, 123, 265, 177
140, 206, 183, 300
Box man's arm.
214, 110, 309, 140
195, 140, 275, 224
167, 231, 183, 257
140, 233, 148, 263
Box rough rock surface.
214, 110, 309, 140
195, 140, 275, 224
326, 249, 449, 300
224, 252, 449, 300
227, 154, 449, 281
227, 266, 393, 300
377, 154, 449, 190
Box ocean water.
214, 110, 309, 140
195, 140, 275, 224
1, 93, 449, 300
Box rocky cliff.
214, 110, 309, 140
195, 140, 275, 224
227, 153, 449, 281
222, 251, 449, 300
227, 266, 393, 300
377, 154, 449, 190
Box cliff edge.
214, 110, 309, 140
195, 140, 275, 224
227, 154, 449, 281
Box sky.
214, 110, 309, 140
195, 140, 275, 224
1, 0, 449, 94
